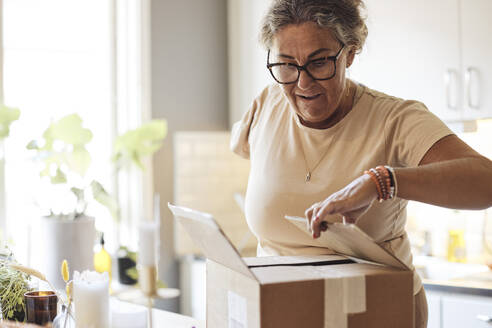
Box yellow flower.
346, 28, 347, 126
61, 260, 69, 283
66, 281, 73, 303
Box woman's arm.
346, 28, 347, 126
397, 134, 492, 210
306, 135, 492, 238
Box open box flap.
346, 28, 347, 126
285, 216, 410, 270
168, 203, 258, 281
168, 203, 409, 285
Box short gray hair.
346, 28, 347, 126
260, 0, 368, 53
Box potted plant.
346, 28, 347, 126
0, 247, 32, 322
26, 114, 116, 289
112, 120, 167, 285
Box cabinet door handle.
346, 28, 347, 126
444, 69, 458, 110
477, 315, 492, 324
465, 67, 480, 110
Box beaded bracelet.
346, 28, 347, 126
364, 169, 383, 200
376, 166, 392, 200
385, 165, 398, 198
364, 166, 396, 202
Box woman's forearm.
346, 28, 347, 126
395, 156, 492, 210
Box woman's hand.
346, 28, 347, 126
305, 174, 378, 238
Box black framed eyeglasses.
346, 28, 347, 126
266, 44, 345, 84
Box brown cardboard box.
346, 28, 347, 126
169, 204, 414, 328
207, 255, 413, 328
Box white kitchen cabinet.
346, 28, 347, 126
425, 288, 492, 328
461, 0, 492, 120
427, 291, 441, 328
442, 294, 492, 328
350, 0, 492, 122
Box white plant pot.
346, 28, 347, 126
33, 216, 95, 289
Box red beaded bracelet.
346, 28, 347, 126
365, 166, 396, 202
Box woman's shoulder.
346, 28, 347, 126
359, 84, 426, 113
250, 83, 290, 122
352, 85, 433, 127
256, 83, 286, 108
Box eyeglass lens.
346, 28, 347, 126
270, 59, 335, 83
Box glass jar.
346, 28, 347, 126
52, 305, 75, 328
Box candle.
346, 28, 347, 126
73, 270, 110, 328
138, 221, 158, 266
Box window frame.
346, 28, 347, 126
0, 0, 7, 237
0, 0, 153, 254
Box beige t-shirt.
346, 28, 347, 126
230, 81, 453, 294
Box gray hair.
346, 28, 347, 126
260, 0, 368, 53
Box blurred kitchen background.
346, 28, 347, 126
0, 1, 491, 327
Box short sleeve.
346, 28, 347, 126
384, 101, 454, 167
230, 87, 269, 159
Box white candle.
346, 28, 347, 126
138, 221, 158, 266
73, 270, 110, 328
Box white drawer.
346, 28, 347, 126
442, 294, 492, 328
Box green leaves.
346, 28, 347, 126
113, 119, 167, 169
25, 115, 167, 222
0, 104, 20, 139
91, 180, 119, 221
0, 260, 31, 321
27, 113, 93, 182
49, 114, 93, 145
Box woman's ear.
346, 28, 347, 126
346, 47, 356, 68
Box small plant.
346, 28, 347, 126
0, 249, 31, 321
26, 113, 116, 220
113, 120, 167, 170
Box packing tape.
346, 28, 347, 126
343, 276, 366, 314
324, 276, 366, 328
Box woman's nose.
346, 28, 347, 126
297, 69, 314, 89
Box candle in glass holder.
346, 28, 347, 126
73, 270, 110, 328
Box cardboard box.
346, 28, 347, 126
169, 204, 414, 328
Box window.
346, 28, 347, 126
1, 0, 150, 264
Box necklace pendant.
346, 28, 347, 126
305, 172, 311, 182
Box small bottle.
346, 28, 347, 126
94, 233, 112, 282
447, 229, 466, 263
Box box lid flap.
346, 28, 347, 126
168, 203, 257, 281
285, 216, 409, 270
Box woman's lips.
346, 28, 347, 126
297, 94, 321, 100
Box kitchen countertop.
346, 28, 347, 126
423, 271, 492, 297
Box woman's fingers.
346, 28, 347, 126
305, 206, 314, 231
306, 173, 377, 238
305, 202, 322, 233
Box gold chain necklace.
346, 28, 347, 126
299, 130, 337, 182
299, 83, 355, 182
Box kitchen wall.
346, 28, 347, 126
150, 0, 228, 312
406, 119, 492, 263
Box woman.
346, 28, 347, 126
231, 0, 492, 327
